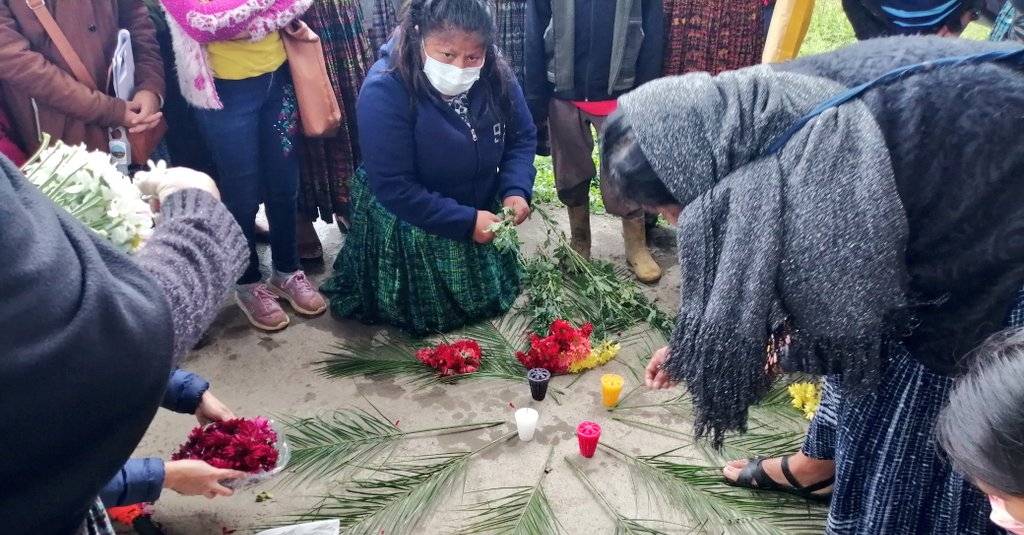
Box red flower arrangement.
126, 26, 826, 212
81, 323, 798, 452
516, 319, 593, 374
416, 339, 482, 377
171, 417, 279, 473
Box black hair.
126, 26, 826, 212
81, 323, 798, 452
936, 328, 1024, 496
391, 0, 515, 124
600, 110, 678, 208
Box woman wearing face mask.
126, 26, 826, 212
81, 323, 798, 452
320, 0, 537, 335
939, 327, 1024, 535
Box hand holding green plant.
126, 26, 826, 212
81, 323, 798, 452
487, 207, 521, 253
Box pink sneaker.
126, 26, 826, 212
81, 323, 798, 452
268, 271, 327, 316
235, 283, 290, 331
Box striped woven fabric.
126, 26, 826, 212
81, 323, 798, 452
321, 171, 521, 336
661, 0, 765, 76
802, 288, 1024, 534
990, 0, 1024, 42
493, 0, 528, 85
81, 499, 116, 535
991, 1, 1016, 39
367, 0, 399, 53
297, 0, 375, 222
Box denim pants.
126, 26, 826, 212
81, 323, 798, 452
194, 68, 300, 284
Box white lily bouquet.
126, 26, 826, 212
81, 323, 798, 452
21, 135, 153, 253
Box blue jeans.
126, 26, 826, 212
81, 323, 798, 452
194, 68, 300, 284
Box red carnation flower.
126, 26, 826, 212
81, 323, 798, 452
172, 417, 279, 474
515, 319, 594, 374
415, 339, 482, 377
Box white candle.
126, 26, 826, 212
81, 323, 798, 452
515, 408, 539, 441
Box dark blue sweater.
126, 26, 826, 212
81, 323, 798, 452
356, 44, 537, 241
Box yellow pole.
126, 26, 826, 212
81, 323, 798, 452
762, 0, 816, 63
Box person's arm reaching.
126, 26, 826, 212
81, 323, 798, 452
135, 168, 248, 364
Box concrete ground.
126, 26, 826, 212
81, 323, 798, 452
133, 209, 708, 535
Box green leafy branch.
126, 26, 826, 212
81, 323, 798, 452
601, 442, 827, 535
457, 447, 565, 535
488, 207, 521, 254
521, 206, 674, 341
289, 432, 516, 535
565, 456, 691, 535
280, 406, 503, 485
315, 313, 564, 396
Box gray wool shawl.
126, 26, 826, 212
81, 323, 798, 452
617, 66, 910, 444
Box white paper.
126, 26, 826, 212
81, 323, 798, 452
112, 29, 135, 99
253, 520, 340, 535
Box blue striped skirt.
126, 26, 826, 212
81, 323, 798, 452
802, 290, 1024, 534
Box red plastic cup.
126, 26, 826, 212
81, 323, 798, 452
576, 421, 602, 458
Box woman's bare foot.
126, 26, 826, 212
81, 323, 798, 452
722, 452, 835, 500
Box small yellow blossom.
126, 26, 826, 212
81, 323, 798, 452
787, 381, 821, 420
568, 340, 621, 373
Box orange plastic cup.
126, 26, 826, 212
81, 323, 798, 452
601, 374, 624, 408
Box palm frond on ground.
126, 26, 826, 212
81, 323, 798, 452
281, 407, 503, 485
611, 375, 816, 431
457, 447, 564, 535
565, 456, 693, 535
290, 432, 516, 535
602, 443, 827, 535
315, 315, 573, 395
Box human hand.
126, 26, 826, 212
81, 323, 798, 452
163, 460, 246, 499
195, 390, 236, 426
136, 164, 220, 212
473, 210, 501, 244
645, 346, 678, 390
502, 195, 530, 225
125, 90, 163, 133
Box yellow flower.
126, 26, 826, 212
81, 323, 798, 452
567, 341, 621, 373
803, 398, 820, 420
787, 381, 821, 419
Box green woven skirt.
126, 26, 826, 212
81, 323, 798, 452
320, 170, 521, 336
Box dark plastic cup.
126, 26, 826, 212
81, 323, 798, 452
528, 368, 551, 401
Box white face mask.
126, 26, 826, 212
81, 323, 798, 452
990, 496, 1024, 535
422, 52, 483, 96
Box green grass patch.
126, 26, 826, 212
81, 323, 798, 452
533, 136, 607, 214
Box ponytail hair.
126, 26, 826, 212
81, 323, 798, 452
391, 0, 516, 124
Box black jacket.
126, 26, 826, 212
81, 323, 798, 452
524, 0, 664, 123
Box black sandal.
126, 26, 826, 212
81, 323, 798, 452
725, 455, 834, 503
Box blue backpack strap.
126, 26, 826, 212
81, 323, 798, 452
762, 47, 1024, 157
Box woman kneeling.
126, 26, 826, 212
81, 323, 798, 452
321, 0, 536, 336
